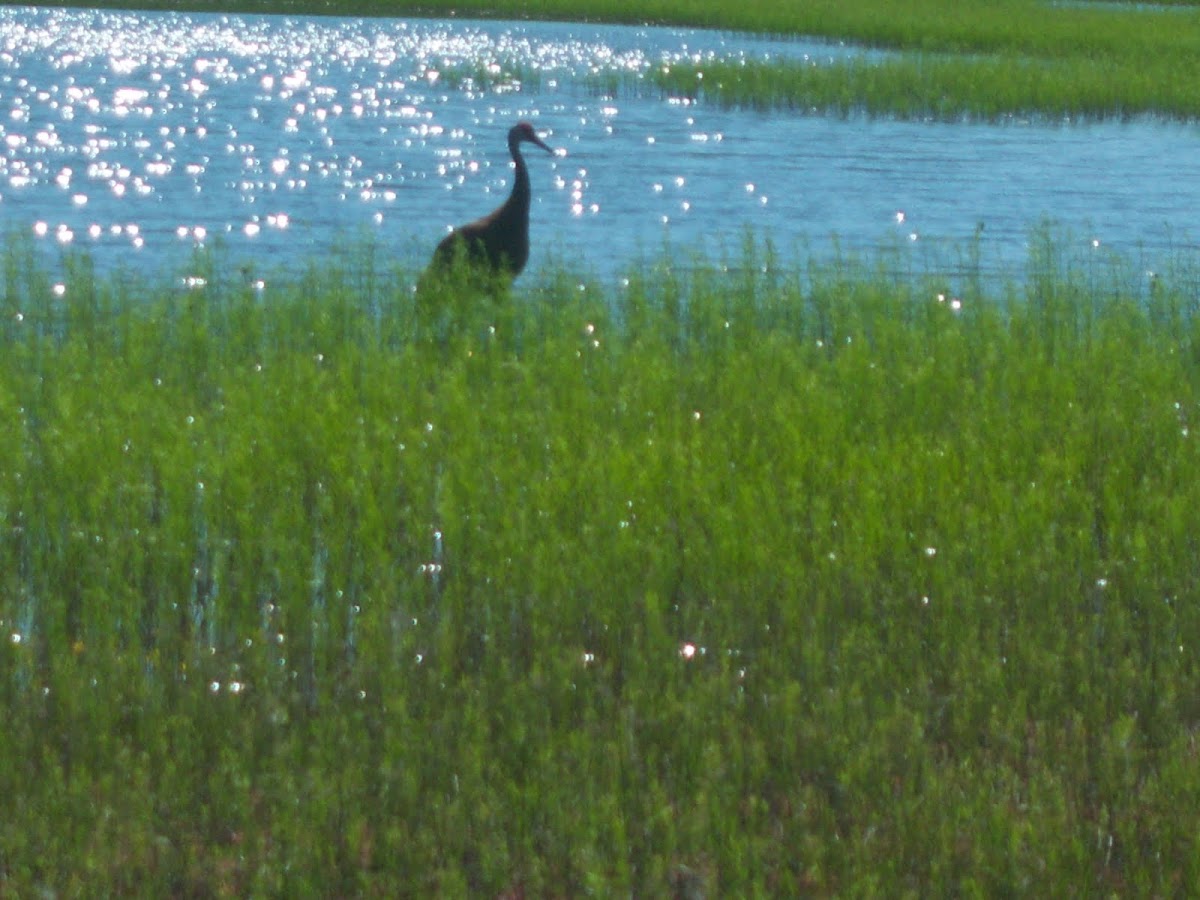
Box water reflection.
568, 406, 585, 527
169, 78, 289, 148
0, 5, 1196, 284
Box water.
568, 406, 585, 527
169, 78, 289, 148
0, 5, 1198, 288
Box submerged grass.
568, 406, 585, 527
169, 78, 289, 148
4, 235, 1200, 892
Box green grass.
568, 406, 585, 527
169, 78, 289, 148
646, 50, 1200, 121
4, 234, 1200, 892
5, 1, 1198, 891
620, 0, 1200, 120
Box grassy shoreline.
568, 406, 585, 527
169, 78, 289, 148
3, 237, 1200, 892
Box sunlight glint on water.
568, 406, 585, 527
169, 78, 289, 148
0, 5, 1197, 284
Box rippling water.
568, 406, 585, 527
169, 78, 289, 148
1, 5, 1197, 285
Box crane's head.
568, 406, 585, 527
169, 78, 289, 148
509, 121, 554, 155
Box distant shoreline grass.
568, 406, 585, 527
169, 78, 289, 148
19, 0, 1200, 120
4, 235, 1200, 892
645, 51, 1200, 121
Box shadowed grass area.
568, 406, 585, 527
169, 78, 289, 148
3, 235, 1200, 892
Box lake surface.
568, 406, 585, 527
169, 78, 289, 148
0, 5, 1198, 288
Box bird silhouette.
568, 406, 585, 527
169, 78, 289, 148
427, 121, 555, 282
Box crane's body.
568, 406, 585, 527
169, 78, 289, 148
430, 122, 554, 280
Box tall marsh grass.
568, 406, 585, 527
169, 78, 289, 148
3, 234, 1200, 893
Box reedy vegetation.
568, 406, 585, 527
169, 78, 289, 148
3, 236, 1200, 892
5, 0, 1200, 892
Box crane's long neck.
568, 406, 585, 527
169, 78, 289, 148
505, 136, 532, 220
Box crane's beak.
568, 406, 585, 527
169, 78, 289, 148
531, 133, 554, 155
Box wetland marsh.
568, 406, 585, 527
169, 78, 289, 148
3, 0, 1200, 894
